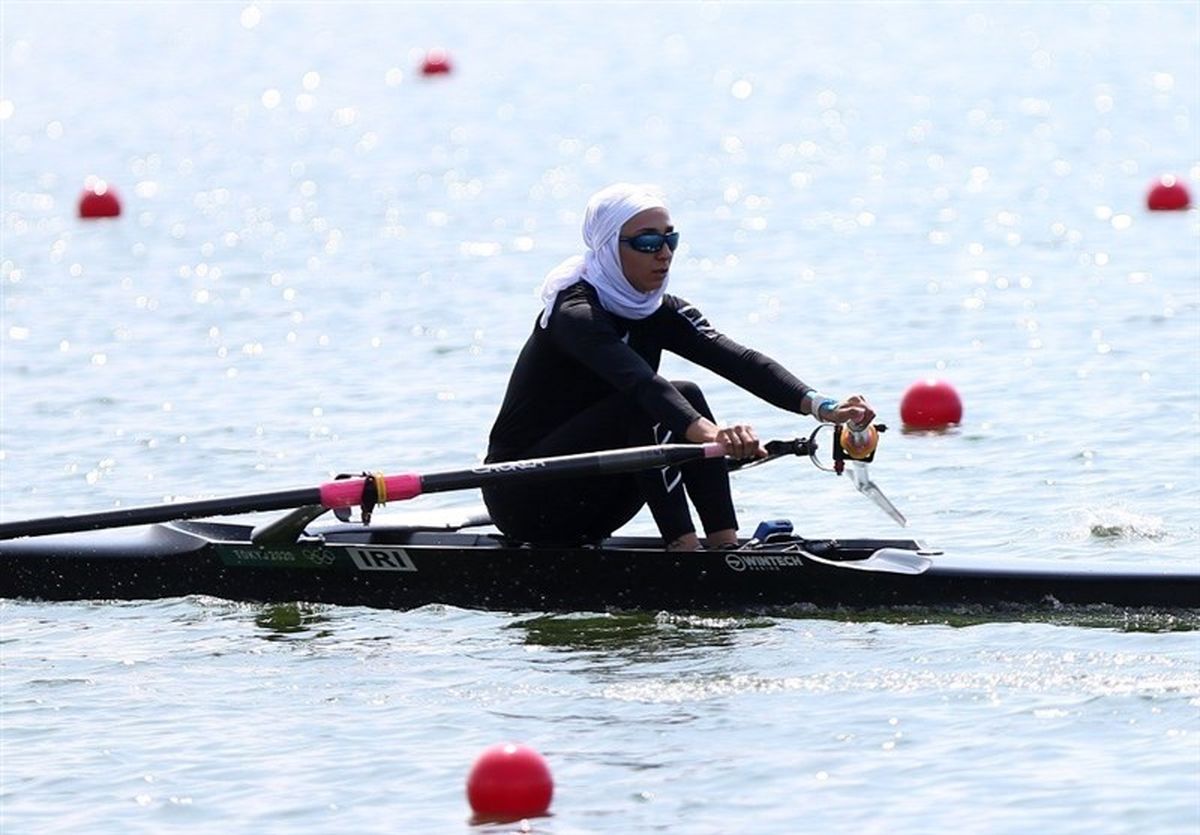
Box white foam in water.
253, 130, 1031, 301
1079, 506, 1167, 541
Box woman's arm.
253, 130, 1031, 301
664, 299, 876, 428
547, 285, 705, 438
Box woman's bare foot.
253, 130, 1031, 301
704, 529, 738, 550
666, 533, 703, 552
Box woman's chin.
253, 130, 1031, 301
633, 274, 668, 293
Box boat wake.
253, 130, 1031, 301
1079, 506, 1166, 541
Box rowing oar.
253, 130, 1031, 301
0, 442, 726, 540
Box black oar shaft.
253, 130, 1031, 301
419, 443, 714, 494
0, 443, 722, 540
0, 487, 321, 540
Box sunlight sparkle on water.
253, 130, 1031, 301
240, 5, 261, 29
0, 5, 1197, 830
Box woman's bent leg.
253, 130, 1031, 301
485, 382, 735, 546
636, 381, 738, 542
482, 475, 642, 544
483, 394, 645, 544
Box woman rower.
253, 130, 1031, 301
483, 182, 876, 551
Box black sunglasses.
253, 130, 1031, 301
619, 231, 680, 253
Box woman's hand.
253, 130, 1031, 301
828, 394, 876, 429
714, 423, 765, 460
687, 418, 766, 460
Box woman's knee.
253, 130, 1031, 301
669, 380, 713, 419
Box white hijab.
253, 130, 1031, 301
538, 182, 670, 328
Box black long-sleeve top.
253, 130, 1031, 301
487, 281, 814, 459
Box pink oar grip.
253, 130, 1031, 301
318, 474, 423, 508
702, 442, 726, 458
383, 474, 424, 501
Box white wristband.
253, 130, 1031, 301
806, 392, 838, 423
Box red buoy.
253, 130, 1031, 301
900, 379, 963, 430
79, 179, 121, 219
420, 48, 453, 76
466, 743, 553, 821
1146, 175, 1191, 211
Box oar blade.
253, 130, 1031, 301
847, 463, 908, 527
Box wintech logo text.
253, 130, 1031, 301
724, 552, 806, 572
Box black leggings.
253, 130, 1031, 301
482, 381, 738, 545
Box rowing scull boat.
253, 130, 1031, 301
1, 514, 1196, 611
2, 431, 1195, 612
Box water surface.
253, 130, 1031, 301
2, 3, 1198, 832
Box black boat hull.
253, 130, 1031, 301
2, 520, 1198, 612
